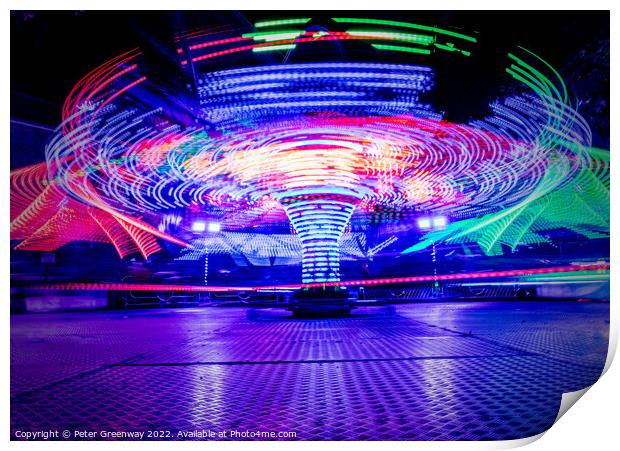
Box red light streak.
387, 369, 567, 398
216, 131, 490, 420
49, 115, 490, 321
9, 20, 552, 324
183, 32, 418, 64
29, 264, 609, 293
93, 76, 147, 117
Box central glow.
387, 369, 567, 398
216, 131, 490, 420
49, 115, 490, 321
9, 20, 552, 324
283, 196, 357, 283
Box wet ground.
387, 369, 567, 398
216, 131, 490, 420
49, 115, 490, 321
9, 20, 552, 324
11, 301, 609, 440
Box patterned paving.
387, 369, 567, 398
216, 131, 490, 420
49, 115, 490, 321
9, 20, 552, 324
11, 301, 609, 440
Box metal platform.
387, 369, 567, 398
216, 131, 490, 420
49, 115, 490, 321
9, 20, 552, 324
11, 301, 609, 440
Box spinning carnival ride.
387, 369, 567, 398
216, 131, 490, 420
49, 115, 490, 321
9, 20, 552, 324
10, 16, 610, 291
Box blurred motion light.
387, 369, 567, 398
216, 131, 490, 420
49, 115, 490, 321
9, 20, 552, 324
10, 16, 608, 287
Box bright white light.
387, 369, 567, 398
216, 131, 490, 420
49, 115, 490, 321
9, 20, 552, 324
192, 221, 206, 232
417, 217, 431, 230
207, 222, 221, 233
432, 215, 448, 229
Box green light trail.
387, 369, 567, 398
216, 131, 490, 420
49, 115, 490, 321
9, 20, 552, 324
347, 30, 434, 45
371, 44, 431, 55
254, 18, 311, 28
333, 17, 477, 43
252, 44, 297, 53
242, 30, 304, 41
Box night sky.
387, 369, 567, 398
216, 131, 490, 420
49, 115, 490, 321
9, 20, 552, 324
11, 10, 610, 167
